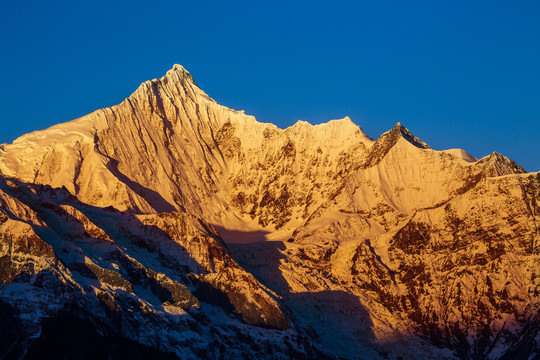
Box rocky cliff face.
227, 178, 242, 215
0, 65, 538, 359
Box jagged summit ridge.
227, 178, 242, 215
0, 64, 526, 219
0, 64, 527, 227
129, 64, 206, 103
392, 121, 431, 149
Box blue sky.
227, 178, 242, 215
1, 1, 539, 171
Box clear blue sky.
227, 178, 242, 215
1, 1, 539, 171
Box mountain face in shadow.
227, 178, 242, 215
0, 65, 538, 359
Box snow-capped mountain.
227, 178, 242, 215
0, 65, 538, 359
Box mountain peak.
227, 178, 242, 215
162, 63, 197, 86
171, 63, 188, 72
166, 64, 193, 79
479, 151, 526, 176
127, 64, 208, 108
390, 122, 430, 149
328, 116, 357, 127
362, 122, 430, 167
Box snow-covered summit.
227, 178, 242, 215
0, 64, 537, 360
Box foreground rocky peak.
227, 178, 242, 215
0, 65, 538, 359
